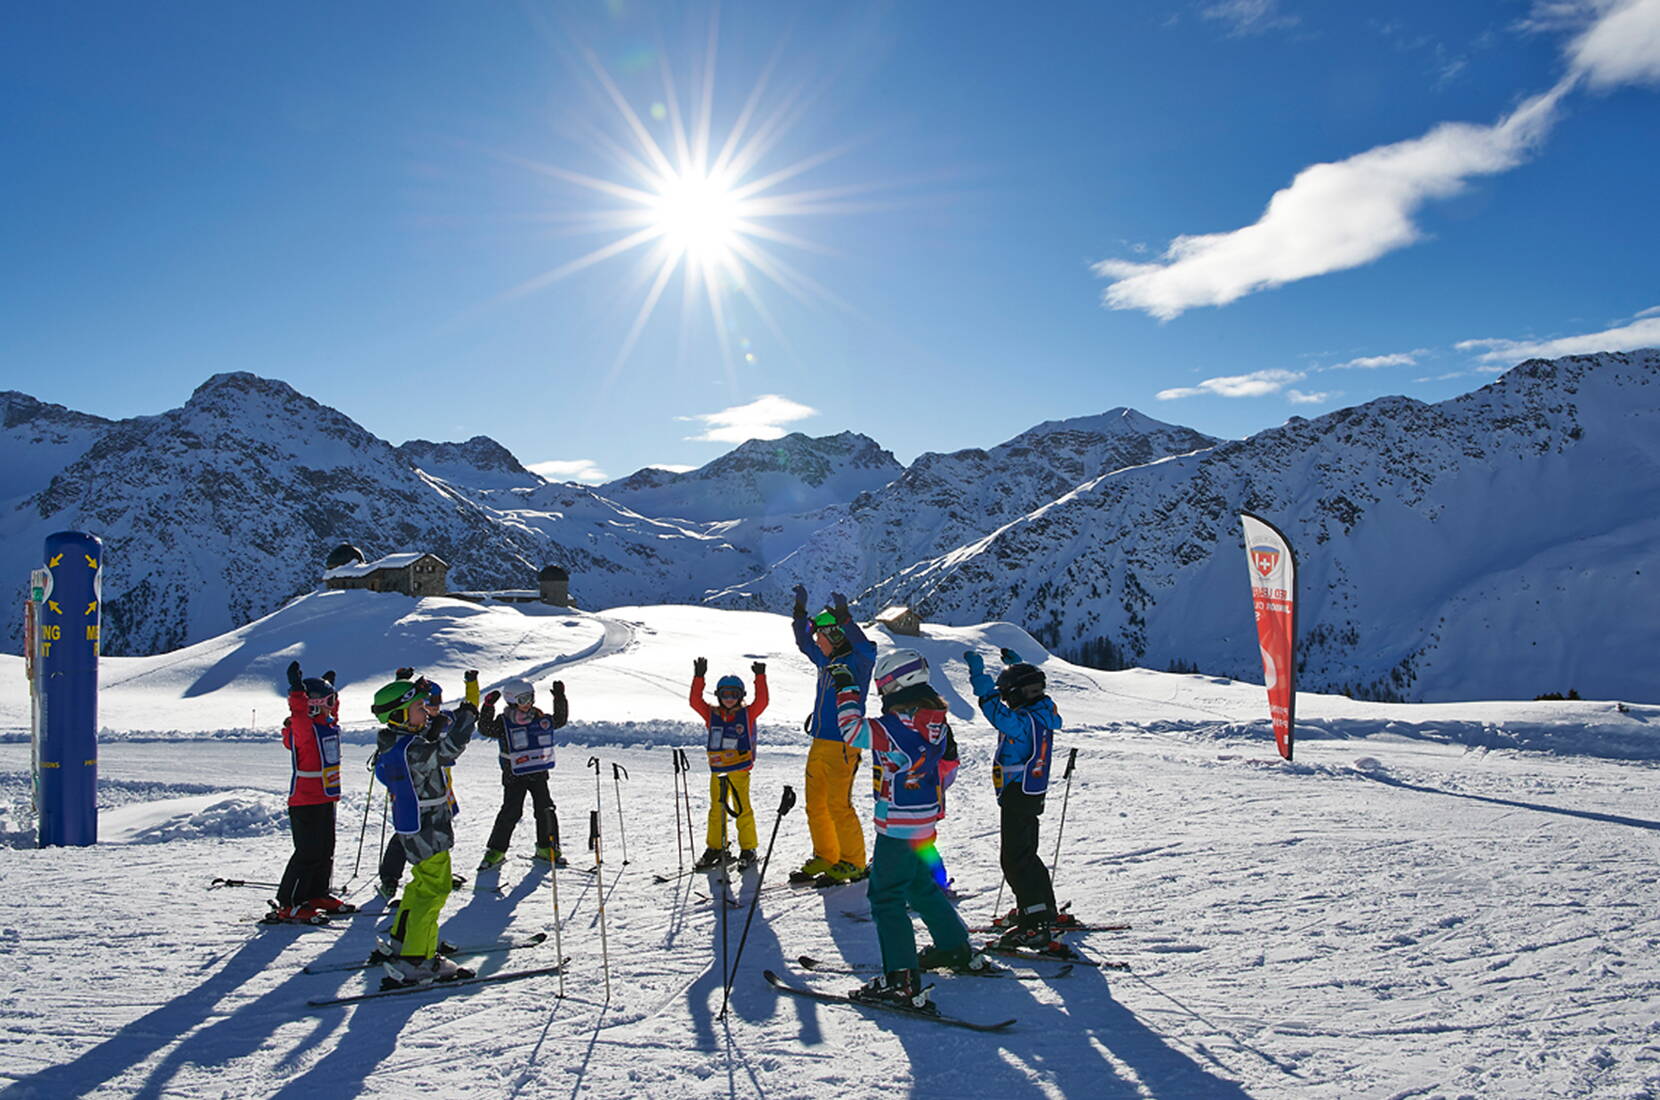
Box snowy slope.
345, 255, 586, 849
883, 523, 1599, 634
1, 603, 1658, 1099
395, 436, 546, 492
864, 350, 1660, 704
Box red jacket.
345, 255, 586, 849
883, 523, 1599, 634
689, 674, 768, 773
282, 689, 342, 806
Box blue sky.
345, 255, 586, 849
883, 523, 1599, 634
4, 1, 1658, 482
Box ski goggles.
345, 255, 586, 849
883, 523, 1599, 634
509, 690, 535, 707
716, 688, 743, 700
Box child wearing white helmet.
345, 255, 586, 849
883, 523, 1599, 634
829, 647, 983, 1011
476, 677, 569, 871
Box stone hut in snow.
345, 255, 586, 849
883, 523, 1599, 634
324, 550, 449, 597
875, 605, 923, 636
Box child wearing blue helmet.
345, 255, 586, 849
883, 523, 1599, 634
688, 657, 769, 871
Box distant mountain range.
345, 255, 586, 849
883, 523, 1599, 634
4, 349, 1656, 703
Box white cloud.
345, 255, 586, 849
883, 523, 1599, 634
1567, 0, 1660, 88
1638, 305, 1660, 318
1094, 82, 1570, 320
1287, 389, 1331, 404
1156, 368, 1305, 400
528, 458, 609, 484
679, 393, 818, 444
1455, 313, 1660, 363
1201, 0, 1300, 36
1328, 351, 1423, 370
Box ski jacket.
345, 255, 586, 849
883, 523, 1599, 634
834, 685, 952, 841
793, 614, 876, 744
969, 667, 1059, 799
477, 692, 568, 781
373, 703, 477, 865
689, 673, 769, 774
282, 690, 341, 807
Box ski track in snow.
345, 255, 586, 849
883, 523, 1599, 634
3, 605, 1660, 1098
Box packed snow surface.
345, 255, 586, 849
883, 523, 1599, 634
2, 597, 1658, 1098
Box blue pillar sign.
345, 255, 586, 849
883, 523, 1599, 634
33, 531, 101, 847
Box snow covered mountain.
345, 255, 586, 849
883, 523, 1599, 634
707, 408, 1219, 611
0, 374, 755, 656
396, 436, 544, 492
862, 350, 1660, 704
0, 391, 113, 509
599, 430, 902, 522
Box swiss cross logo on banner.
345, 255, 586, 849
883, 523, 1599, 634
1252, 547, 1280, 579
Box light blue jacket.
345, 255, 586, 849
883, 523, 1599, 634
969, 667, 1059, 799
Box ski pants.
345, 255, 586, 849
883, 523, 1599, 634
805, 739, 865, 868
866, 833, 968, 973
379, 835, 406, 888
390, 850, 452, 959
706, 770, 758, 851
999, 788, 1056, 924
486, 774, 557, 854
278, 801, 336, 907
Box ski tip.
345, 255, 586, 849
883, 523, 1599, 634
796, 955, 820, 970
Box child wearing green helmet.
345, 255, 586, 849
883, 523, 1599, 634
370, 673, 479, 987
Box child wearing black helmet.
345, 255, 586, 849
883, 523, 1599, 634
688, 658, 769, 871
266, 660, 346, 924
965, 647, 1060, 949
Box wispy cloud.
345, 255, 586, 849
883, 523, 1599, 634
679, 393, 818, 444
1096, 0, 1660, 320
1156, 368, 1305, 400
1455, 310, 1660, 363
1287, 389, 1331, 405
1094, 83, 1570, 320
1328, 350, 1425, 370
1200, 0, 1300, 37
528, 458, 609, 484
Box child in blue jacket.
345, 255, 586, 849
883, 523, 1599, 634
966, 647, 1060, 948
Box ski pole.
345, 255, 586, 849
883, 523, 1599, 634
208, 877, 282, 890
588, 756, 612, 1000
1049, 747, 1080, 889
541, 805, 566, 998
671, 748, 686, 874
722, 785, 796, 1017
611, 761, 630, 866
676, 748, 697, 861
718, 773, 733, 998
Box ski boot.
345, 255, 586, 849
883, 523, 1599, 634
477, 849, 507, 872
307, 895, 358, 916
788, 856, 834, 886
261, 901, 327, 926
917, 943, 994, 974
849, 969, 935, 1013
819, 860, 867, 886
450, 873, 468, 890
376, 878, 399, 900
996, 919, 1059, 952
693, 847, 729, 872
533, 846, 568, 869
430, 955, 475, 982
735, 848, 758, 872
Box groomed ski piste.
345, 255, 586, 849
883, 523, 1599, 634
2, 589, 1658, 1098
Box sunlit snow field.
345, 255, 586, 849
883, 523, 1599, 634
2, 593, 1658, 1099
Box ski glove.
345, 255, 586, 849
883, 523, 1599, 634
791, 584, 809, 619
829, 591, 852, 624
483, 690, 501, 708
396, 667, 415, 680
964, 651, 985, 677
999, 648, 1023, 666
752, 662, 766, 675
286, 661, 304, 692
551, 680, 565, 698
827, 663, 856, 689
322, 669, 336, 685
464, 669, 478, 683
693, 657, 709, 679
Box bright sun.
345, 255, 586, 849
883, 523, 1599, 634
649, 169, 743, 263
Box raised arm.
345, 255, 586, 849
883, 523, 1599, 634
549, 681, 569, 729
830, 663, 872, 750
688, 657, 712, 721
748, 663, 769, 720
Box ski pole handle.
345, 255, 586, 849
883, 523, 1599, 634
777, 785, 797, 816
671, 746, 682, 774
1062, 746, 1078, 778
587, 755, 600, 774
612, 762, 628, 781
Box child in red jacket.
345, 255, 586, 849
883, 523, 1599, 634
688, 658, 768, 871
268, 661, 351, 923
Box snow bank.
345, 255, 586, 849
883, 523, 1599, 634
99, 790, 289, 844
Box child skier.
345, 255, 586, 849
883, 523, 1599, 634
268, 661, 349, 923
831, 648, 982, 1010
378, 671, 477, 899
372, 676, 479, 985
687, 658, 769, 871
476, 678, 568, 871
790, 587, 876, 885
966, 648, 1060, 948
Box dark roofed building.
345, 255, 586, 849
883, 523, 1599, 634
324, 551, 449, 597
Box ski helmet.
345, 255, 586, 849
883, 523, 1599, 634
500, 679, 535, 707
810, 610, 839, 630
995, 663, 1047, 707
714, 674, 745, 700
371, 680, 423, 726
301, 676, 337, 715
424, 681, 444, 705
873, 649, 930, 695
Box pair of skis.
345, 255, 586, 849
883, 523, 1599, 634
304, 934, 563, 1007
